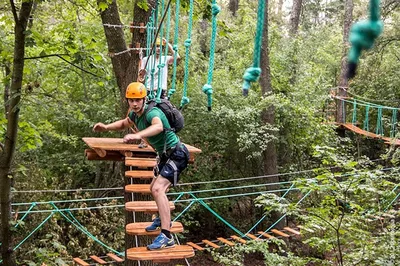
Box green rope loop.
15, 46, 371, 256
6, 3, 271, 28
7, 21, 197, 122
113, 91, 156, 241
180, 96, 190, 107
184, 39, 191, 47
346, 0, 383, 79
242, 0, 265, 95
202, 84, 213, 111
242, 67, 261, 96
202, 0, 220, 110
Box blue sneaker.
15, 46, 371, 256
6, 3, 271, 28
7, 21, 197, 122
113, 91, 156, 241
147, 233, 175, 250
145, 217, 161, 232
145, 217, 172, 232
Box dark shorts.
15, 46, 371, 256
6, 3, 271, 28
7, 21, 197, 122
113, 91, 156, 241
157, 143, 189, 186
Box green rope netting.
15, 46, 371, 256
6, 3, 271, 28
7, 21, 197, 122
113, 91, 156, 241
168, 0, 181, 100
202, 0, 220, 111
242, 0, 265, 96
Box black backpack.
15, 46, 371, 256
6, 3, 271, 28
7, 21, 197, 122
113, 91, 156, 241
144, 98, 184, 133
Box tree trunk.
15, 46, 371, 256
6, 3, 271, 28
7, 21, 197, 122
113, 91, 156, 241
98, 1, 153, 265
289, 0, 302, 35
259, 0, 282, 228
228, 0, 239, 16
336, 0, 353, 124
0, 1, 33, 265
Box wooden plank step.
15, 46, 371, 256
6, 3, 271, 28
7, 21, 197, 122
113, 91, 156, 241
125, 170, 154, 179
217, 237, 235, 246
296, 225, 315, 233
106, 253, 124, 263
202, 239, 220, 249
126, 222, 184, 236
125, 157, 157, 168
89, 255, 107, 264
187, 242, 205, 251
245, 233, 261, 241
125, 201, 175, 212
73, 258, 89, 266
271, 229, 290, 238
126, 245, 194, 261
257, 231, 275, 239
125, 184, 151, 194
284, 227, 301, 235
231, 235, 247, 244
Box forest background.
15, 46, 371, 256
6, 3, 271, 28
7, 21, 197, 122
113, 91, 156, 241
0, 0, 399, 265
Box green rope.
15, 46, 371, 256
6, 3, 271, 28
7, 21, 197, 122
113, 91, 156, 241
180, 0, 194, 109
352, 99, 357, 125
242, 0, 265, 96
245, 183, 296, 235
384, 183, 400, 211
376, 107, 383, 136
188, 193, 245, 237
14, 202, 36, 228
390, 109, 397, 138
202, 0, 220, 111
168, 0, 181, 100
347, 0, 383, 79
156, 0, 166, 102
363, 105, 370, 132
13, 212, 54, 252
50, 203, 123, 256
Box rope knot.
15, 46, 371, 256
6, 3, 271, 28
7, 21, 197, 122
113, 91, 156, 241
212, 4, 221, 16
202, 84, 213, 95
157, 63, 165, 69
180, 96, 190, 106
184, 39, 192, 47
173, 44, 178, 51
242, 67, 261, 96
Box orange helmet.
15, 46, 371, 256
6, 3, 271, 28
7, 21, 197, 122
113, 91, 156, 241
125, 82, 147, 99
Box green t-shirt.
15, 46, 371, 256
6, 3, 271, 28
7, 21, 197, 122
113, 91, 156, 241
128, 105, 179, 154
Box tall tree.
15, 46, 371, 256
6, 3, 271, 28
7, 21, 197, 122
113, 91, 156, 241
229, 0, 239, 16
289, 0, 303, 35
0, 1, 33, 265
259, 0, 281, 228
337, 0, 353, 124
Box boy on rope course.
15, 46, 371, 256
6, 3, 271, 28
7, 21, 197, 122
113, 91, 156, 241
140, 38, 180, 98
92, 82, 189, 250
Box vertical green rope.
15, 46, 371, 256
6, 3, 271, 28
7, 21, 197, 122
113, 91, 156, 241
168, 0, 181, 100
376, 107, 383, 136
242, 0, 265, 96
180, 0, 195, 109
390, 109, 397, 138
363, 105, 370, 131
156, 0, 166, 102
352, 99, 357, 125
202, 0, 220, 111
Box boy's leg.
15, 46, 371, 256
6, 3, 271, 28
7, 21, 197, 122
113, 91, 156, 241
151, 175, 171, 231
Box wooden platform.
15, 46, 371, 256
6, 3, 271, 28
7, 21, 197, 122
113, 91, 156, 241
125, 201, 175, 212
83, 137, 202, 161
126, 222, 184, 236
125, 157, 157, 168
126, 245, 195, 262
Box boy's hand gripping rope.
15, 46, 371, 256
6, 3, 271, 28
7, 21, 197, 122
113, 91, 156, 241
347, 0, 383, 79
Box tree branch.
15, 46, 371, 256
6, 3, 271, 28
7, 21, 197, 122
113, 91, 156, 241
9, 0, 18, 22
24, 54, 102, 78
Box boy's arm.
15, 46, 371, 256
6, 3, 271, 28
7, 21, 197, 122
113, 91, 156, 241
93, 117, 132, 132
167, 42, 180, 64
123, 117, 163, 143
